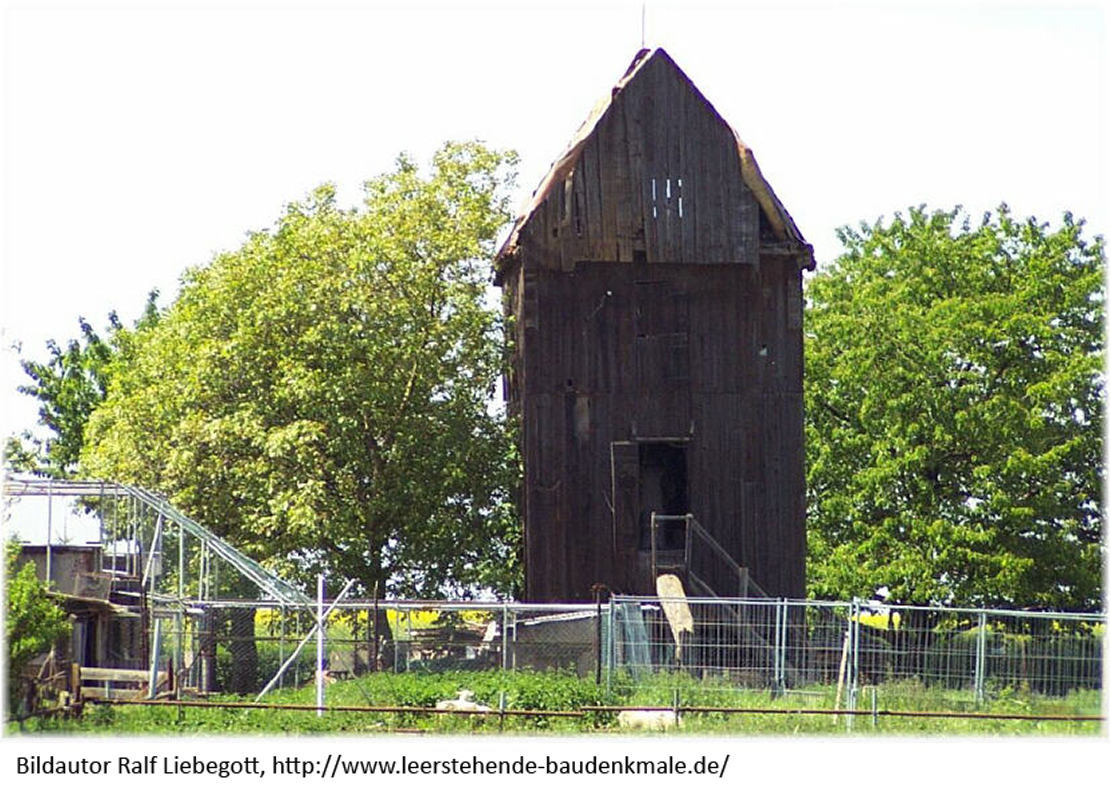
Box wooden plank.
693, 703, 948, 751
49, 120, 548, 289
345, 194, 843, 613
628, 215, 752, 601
656, 575, 694, 664
611, 440, 640, 592
781, 389, 807, 598
560, 173, 575, 272
581, 135, 605, 261
594, 109, 616, 259
669, 62, 685, 263
742, 481, 763, 592
637, 74, 659, 263
713, 125, 733, 266
724, 143, 745, 263
619, 88, 647, 261
677, 73, 696, 263
778, 259, 804, 388
563, 386, 594, 596
693, 124, 713, 262
692, 107, 715, 261
778, 263, 789, 386
742, 391, 764, 484
81, 667, 164, 683
604, 98, 632, 261
81, 687, 139, 700
569, 168, 587, 265
664, 59, 682, 263
762, 392, 784, 595
655, 59, 676, 263
585, 392, 612, 583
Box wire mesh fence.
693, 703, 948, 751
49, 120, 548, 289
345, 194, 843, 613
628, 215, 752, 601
137, 595, 1103, 712
608, 596, 1104, 714
144, 600, 605, 697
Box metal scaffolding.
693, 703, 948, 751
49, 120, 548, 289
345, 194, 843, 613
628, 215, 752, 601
3, 475, 313, 697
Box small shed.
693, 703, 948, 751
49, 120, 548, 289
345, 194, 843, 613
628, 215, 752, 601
495, 49, 814, 602
16, 544, 145, 671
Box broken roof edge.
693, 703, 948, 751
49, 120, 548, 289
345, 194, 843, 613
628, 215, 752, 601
493, 50, 655, 278
494, 47, 814, 277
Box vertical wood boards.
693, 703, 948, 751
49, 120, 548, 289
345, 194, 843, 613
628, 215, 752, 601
611, 441, 640, 593
515, 50, 762, 273
504, 51, 807, 601
512, 259, 805, 601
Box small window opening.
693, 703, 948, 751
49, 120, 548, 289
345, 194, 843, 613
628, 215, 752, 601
650, 176, 685, 220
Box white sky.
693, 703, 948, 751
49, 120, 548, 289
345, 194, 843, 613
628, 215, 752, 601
1, 0, 1106, 445
3, 492, 102, 544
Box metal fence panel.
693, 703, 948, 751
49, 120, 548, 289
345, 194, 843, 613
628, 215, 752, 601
144, 596, 1101, 709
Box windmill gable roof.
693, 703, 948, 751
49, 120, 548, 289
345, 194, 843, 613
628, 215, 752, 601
496, 48, 813, 271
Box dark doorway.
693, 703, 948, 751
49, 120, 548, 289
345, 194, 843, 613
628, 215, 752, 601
79, 616, 97, 667
638, 442, 688, 551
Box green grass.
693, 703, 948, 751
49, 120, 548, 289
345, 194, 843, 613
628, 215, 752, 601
8, 671, 1103, 736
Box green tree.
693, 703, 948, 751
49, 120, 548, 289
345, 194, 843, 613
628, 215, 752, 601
5, 294, 160, 478
82, 141, 521, 598
805, 206, 1103, 610
5, 538, 70, 710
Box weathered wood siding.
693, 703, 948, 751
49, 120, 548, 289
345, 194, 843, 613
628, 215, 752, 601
505, 259, 805, 601
501, 50, 807, 602
514, 51, 760, 271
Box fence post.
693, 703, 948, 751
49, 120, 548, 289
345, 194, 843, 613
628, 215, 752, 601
295, 613, 302, 685
974, 610, 987, 705
278, 608, 285, 689
393, 605, 402, 673
176, 519, 184, 699
772, 599, 783, 696
848, 597, 860, 730
174, 610, 184, 700
316, 574, 325, 717
594, 586, 603, 686
606, 597, 616, 696
406, 607, 413, 672
782, 598, 791, 693
147, 617, 163, 699
510, 608, 517, 671
501, 603, 509, 672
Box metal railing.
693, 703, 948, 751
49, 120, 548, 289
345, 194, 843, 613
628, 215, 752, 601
649, 513, 766, 598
